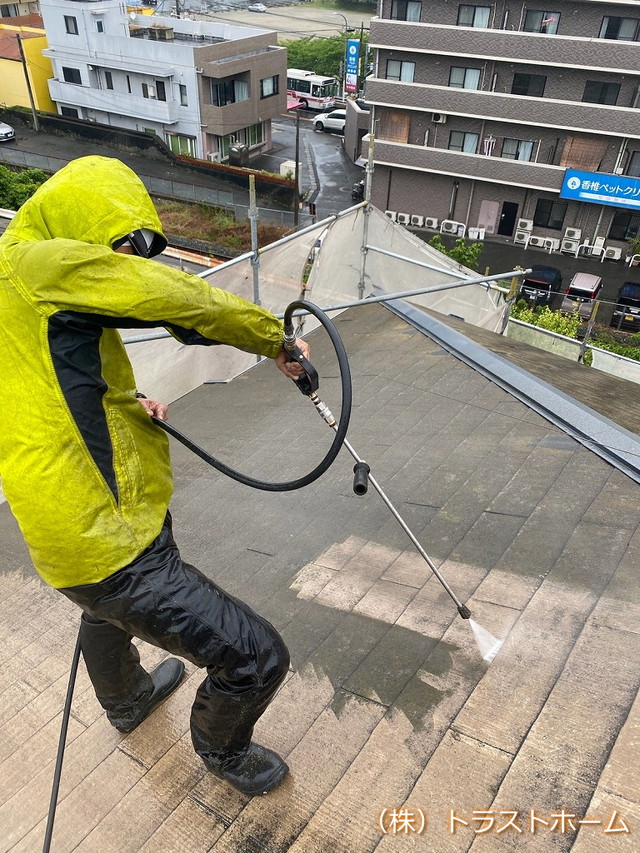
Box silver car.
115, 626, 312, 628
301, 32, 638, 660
560, 272, 604, 320
0, 122, 15, 143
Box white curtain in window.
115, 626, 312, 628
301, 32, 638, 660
235, 80, 249, 101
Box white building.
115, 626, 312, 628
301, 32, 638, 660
39, 0, 287, 161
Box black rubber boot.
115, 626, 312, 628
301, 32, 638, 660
111, 658, 185, 733
203, 743, 289, 796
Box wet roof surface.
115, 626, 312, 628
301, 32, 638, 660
1, 303, 639, 851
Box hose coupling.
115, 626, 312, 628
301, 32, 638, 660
309, 393, 337, 427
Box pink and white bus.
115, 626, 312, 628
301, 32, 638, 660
286, 69, 339, 110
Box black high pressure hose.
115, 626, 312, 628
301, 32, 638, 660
152, 299, 352, 490
43, 300, 352, 853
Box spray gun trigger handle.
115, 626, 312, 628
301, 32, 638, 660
285, 344, 319, 396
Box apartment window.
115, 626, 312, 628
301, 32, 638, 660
387, 59, 415, 82
60, 107, 79, 118
260, 75, 279, 98
582, 81, 620, 105
62, 67, 82, 85
96, 19, 104, 33
628, 151, 640, 177
156, 81, 166, 102
457, 5, 490, 28
211, 79, 249, 106
64, 15, 78, 35
126, 75, 131, 93
142, 83, 153, 99
511, 73, 546, 97
448, 67, 481, 90
247, 122, 265, 146
501, 138, 534, 161
533, 199, 567, 230
523, 10, 559, 34
391, 0, 421, 22
179, 84, 188, 106
599, 16, 639, 41
448, 131, 479, 153
104, 71, 113, 91
609, 210, 640, 241
165, 134, 196, 157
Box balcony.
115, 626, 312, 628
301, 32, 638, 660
369, 19, 640, 76
48, 80, 181, 124
365, 78, 640, 139
369, 141, 565, 192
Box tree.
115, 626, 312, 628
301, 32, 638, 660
427, 234, 484, 270
0, 165, 48, 210
284, 32, 370, 86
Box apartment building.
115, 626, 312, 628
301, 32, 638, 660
0, 13, 55, 112
366, 0, 640, 256
1, 1, 39, 17
39, 0, 286, 161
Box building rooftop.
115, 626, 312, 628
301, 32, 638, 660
1, 299, 639, 850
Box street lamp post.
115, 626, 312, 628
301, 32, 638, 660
331, 12, 349, 99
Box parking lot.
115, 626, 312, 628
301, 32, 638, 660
431, 229, 640, 328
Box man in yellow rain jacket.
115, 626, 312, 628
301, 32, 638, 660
0, 155, 308, 796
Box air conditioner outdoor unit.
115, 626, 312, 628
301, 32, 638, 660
604, 246, 622, 260
546, 238, 560, 251
397, 213, 410, 225
441, 220, 459, 234
385, 210, 397, 222
561, 238, 580, 253
207, 152, 221, 163
432, 113, 447, 124
424, 217, 439, 229
514, 230, 530, 244
564, 227, 581, 240
410, 215, 424, 227
517, 218, 533, 231
528, 235, 547, 247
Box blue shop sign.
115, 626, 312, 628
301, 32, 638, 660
560, 169, 640, 210
345, 39, 360, 94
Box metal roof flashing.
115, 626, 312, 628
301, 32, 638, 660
383, 297, 640, 484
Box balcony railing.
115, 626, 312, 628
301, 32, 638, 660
369, 20, 640, 75
48, 80, 181, 124
365, 78, 640, 139
368, 140, 565, 192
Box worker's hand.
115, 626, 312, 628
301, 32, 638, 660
138, 397, 169, 421
275, 338, 311, 381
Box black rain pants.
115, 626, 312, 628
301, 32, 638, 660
59, 513, 290, 764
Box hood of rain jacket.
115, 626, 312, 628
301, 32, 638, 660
0, 156, 284, 587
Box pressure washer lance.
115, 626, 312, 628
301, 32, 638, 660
282, 327, 472, 620
283, 324, 504, 664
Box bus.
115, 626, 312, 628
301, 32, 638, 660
286, 69, 339, 111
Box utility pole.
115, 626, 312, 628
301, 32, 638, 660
16, 35, 40, 132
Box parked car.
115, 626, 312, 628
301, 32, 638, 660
0, 122, 15, 143
519, 265, 563, 305
610, 281, 640, 331
560, 272, 604, 320
314, 110, 346, 134
247, 3, 267, 10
